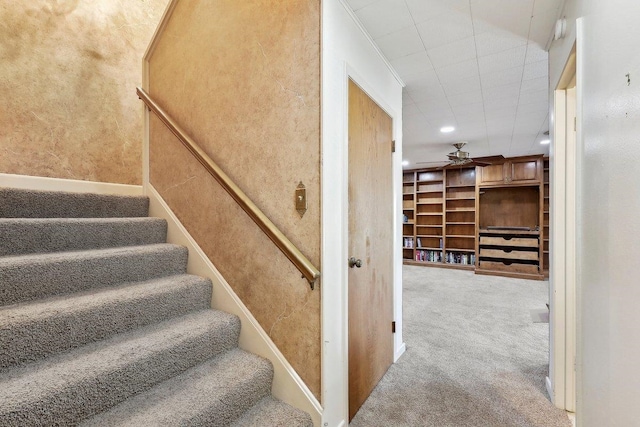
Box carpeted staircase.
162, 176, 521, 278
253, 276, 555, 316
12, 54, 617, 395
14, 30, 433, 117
0, 188, 313, 427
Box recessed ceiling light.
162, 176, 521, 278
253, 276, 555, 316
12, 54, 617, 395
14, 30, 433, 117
540, 139, 551, 145
440, 126, 455, 133
402, 160, 409, 166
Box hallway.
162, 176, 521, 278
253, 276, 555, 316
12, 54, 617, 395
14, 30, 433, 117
350, 266, 571, 427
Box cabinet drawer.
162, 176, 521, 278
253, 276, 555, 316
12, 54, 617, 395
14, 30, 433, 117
479, 248, 539, 261
479, 260, 539, 274
479, 236, 538, 248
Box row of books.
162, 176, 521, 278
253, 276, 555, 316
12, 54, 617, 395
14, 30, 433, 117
446, 252, 475, 265
415, 250, 442, 262
403, 237, 414, 248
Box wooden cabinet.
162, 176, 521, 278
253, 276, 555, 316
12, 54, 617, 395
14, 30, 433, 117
401, 155, 546, 279
477, 156, 542, 186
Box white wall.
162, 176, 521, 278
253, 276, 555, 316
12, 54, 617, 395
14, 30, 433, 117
321, 1, 404, 425
549, 1, 640, 425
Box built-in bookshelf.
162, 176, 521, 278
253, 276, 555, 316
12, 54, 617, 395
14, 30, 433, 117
402, 171, 416, 262
444, 167, 476, 270
543, 158, 550, 276
402, 166, 474, 270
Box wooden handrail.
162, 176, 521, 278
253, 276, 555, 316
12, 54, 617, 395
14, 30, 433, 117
137, 87, 320, 289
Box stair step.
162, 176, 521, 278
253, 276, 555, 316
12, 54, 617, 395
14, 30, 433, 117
231, 397, 314, 427
0, 243, 188, 305
0, 310, 240, 426
80, 348, 273, 426
0, 188, 149, 218
0, 274, 212, 370
0, 217, 167, 256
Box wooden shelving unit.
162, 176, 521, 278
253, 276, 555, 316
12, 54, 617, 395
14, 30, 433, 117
475, 156, 545, 280
401, 156, 548, 279
444, 167, 476, 267
402, 171, 416, 261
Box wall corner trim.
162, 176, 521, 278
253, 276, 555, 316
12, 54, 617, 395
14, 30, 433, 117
146, 184, 322, 426
0, 173, 143, 195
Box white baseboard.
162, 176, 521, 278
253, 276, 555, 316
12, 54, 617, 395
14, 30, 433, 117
146, 185, 322, 426
546, 376, 554, 401
394, 342, 406, 362
0, 173, 143, 196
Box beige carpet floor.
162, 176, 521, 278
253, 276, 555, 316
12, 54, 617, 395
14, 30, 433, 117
350, 265, 572, 427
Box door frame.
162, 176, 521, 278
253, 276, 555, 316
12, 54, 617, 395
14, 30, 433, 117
548, 39, 578, 413
321, 63, 404, 426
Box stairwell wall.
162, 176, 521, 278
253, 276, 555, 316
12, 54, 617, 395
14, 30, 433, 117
0, 0, 169, 184
145, 0, 322, 398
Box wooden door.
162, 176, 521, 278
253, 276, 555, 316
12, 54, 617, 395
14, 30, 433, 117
347, 79, 394, 421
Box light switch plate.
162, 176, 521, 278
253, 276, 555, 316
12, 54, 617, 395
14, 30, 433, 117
295, 181, 307, 217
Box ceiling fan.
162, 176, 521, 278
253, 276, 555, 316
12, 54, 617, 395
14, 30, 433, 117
416, 142, 500, 167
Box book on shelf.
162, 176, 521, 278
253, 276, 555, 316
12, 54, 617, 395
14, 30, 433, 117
415, 250, 443, 263
403, 237, 414, 248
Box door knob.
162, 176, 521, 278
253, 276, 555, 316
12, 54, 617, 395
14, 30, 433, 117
349, 257, 363, 268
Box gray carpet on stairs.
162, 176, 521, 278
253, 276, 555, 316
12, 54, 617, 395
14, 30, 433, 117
0, 244, 188, 305
0, 274, 213, 370
350, 266, 572, 427
0, 188, 149, 218
0, 217, 167, 256
0, 188, 312, 426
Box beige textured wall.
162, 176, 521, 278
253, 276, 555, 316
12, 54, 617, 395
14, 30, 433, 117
148, 0, 321, 397
0, 0, 169, 184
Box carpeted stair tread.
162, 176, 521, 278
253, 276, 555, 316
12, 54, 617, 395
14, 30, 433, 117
0, 243, 188, 305
0, 217, 167, 256
0, 274, 212, 370
80, 348, 273, 426
0, 188, 149, 218
230, 396, 314, 427
0, 309, 241, 426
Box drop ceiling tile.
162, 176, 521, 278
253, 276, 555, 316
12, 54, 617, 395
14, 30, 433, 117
415, 9, 473, 50
472, 0, 534, 39
483, 95, 519, 110
523, 59, 548, 80
391, 51, 433, 77
403, 103, 424, 117
518, 88, 548, 105
436, 59, 480, 82
486, 121, 514, 137
375, 26, 425, 61
517, 101, 548, 114
408, 87, 449, 104
427, 37, 477, 68
478, 45, 527, 75
447, 90, 483, 107
405, 0, 470, 23
474, 29, 528, 57
479, 66, 524, 88
403, 67, 440, 87
442, 75, 482, 96
346, 0, 382, 11
355, 0, 414, 39
452, 102, 485, 118
484, 106, 517, 120
521, 76, 548, 93
525, 43, 548, 64
513, 119, 545, 134
483, 82, 522, 103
